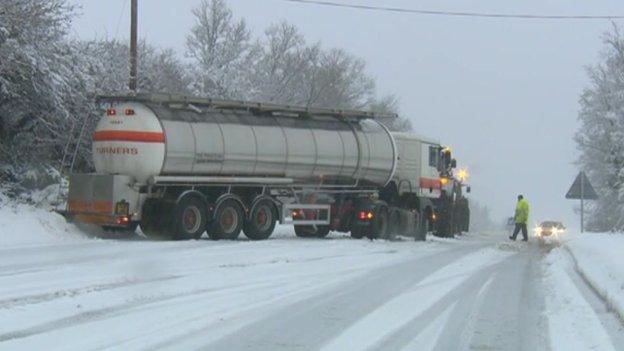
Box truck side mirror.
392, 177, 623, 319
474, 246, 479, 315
451, 159, 457, 168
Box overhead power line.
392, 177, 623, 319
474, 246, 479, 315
281, 0, 624, 20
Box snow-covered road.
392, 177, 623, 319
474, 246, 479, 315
0, 212, 623, 350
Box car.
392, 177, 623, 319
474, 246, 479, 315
535, 221, 566, 237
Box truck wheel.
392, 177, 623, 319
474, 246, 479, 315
209, 199, 244, 240
386, 208, 401, 240
414, 213, 426, 241
173, 196, 207, 240
295, 225, 330, 238
367, 203, 389, 240
351, 227, 365, 239
243, 200, 277, 240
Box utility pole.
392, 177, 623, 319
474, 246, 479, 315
129, 0, 138, 92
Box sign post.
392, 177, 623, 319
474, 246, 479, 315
565, 171, 598, 233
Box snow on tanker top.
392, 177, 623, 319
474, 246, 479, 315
93, 101, 396, 186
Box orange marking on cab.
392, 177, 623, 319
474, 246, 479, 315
420, 177, 442, 189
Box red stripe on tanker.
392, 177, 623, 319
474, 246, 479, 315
93, 130, 165, 143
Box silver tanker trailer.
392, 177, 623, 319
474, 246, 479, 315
67, 94, 469, 240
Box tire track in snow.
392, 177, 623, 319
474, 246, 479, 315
331, 248, 510, 351
447, 275, 495, 351
215, 249, 399, 269
0, 279, 282, 343
371, 270, 496, 351
0, 238, 397, 279
463, 242, 550, 351
198, 244, 488, 351
365, 270, 497, 351
0, 261, 385, 346
364, 241, 550, 351
0, 243, 196, 276
396, 302, 457, 351
0, 275, 181, 309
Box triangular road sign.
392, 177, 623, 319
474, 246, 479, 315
566, 171, 598, 200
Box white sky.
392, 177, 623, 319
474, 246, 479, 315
70, 0, 624, 230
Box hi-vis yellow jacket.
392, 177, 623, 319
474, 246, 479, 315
514, 199, 530, 224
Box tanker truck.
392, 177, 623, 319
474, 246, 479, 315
67, 93, 469, 240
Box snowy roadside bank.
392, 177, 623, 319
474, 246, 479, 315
543, 246, 618, 351
0, 201, 88, 248
562, 233, 624, 323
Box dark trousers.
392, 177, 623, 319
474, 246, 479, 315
511, 223, 528, 241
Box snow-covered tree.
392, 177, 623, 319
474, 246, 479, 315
0, 0, 83, 188
0, 0, 192, 192
186, 0, 257, 98
367, 95, 412, 132
184, 2, 412, 130
248, 22, 314, 105
303, 48, 375, 109
576, 24, 624, 231
78, 39, 192, 95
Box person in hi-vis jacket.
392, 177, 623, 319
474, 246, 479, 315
509, 195, 530, 241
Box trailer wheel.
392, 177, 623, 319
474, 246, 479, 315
367, 203, 389, 240
209, 199, 244, 240
173, 196, 207, 240
243, 200, 277, 240
295, 225, 330, 238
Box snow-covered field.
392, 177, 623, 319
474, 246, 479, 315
1, 203, 623, 350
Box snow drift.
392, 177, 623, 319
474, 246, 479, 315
0, 196, 87, 248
